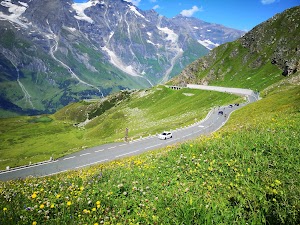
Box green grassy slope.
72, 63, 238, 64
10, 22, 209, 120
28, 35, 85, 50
0, 86, 240, 170
0, 75, 299, 224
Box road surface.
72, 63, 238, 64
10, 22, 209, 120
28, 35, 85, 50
0, 85, 259, 181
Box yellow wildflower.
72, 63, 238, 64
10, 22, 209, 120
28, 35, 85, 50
83, 209, 89, 214
40, 204, 45, 209
56, 194, 61, 199
247, 168, 251, 173
67, 201, 72, 206
3, 207, 7, 212
31, 193, 37, 199
32, 222, 37, 225
50, 204, 55, 209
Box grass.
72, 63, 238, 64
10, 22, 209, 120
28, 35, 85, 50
0, 86, 241, 170
189, 40, 285, 92
0, 81, 299, 224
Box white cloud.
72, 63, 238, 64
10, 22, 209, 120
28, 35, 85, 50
124, 0, 141, 6
153, 4, 159, 10
261, 0, 276, 5
180, 5, 202, 17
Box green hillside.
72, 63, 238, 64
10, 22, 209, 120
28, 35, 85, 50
171, 6, 300, 92
0, 86, 240, 170
0, 74, 299, 224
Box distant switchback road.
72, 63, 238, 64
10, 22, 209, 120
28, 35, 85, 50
0, 85, 259, 181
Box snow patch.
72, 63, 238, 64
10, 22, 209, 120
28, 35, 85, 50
128, 5, 145, 19
66, 27, 77, 32
193, 26, 199, 29
72, 0, 100, 24
146, 40, 154, 45
0, 0, 28, 28
146, 40, 160, 47
101, 46, 140, 77
157, 26, 178, 43
198, 39, 219, 50
18, 1, 28, 7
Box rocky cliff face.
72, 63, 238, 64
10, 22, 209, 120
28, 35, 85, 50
172, 6, 300, 88
0, 0, 244, 116
240, 7, 300, 76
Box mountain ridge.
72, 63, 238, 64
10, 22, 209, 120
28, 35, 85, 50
0, 0, 244, 117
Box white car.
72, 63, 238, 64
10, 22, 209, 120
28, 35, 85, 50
158, 131, 172, 140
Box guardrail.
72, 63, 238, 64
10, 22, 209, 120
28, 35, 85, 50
0, 158, 56, 174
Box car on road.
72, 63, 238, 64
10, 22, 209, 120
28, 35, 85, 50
218, 111, 224, 115
234, 103, 239, 106
158, 131, 172, 140
228, 104, 233, 108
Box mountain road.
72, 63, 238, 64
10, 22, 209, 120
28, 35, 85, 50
0, 85, 259, 181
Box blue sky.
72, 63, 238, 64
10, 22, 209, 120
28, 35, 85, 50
73, 0, 300, 31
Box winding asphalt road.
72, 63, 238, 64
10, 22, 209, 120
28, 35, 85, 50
0, 85, 259, 181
